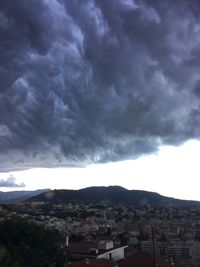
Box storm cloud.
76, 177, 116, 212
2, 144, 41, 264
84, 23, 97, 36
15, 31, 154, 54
0, 0, 200, 170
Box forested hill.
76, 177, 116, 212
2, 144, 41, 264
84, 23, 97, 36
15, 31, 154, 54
27, 186, 199, 207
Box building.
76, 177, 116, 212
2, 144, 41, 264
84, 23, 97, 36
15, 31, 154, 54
68, 258, 113, 267
118, 252, 178, 267
66, 240, 128, 262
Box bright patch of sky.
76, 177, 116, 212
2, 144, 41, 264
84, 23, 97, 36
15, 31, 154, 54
1, 140, 200, 201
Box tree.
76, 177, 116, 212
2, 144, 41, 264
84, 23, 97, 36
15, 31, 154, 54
0, 217, 65, 267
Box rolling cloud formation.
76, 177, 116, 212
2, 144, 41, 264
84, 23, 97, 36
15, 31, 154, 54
0, 0, 200, 170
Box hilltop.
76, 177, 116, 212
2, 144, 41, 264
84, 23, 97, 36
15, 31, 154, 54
27, 186, 199, 207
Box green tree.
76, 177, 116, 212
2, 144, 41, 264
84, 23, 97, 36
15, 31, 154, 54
0, 217, 65, 267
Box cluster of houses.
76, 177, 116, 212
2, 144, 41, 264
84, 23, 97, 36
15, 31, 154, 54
64, 239, 177, 267
1, 201, 200, 266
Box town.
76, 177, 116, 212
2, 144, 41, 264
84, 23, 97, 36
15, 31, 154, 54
1, 199, 200, 267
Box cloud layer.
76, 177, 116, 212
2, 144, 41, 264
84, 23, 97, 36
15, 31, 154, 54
0, 0, 200, 170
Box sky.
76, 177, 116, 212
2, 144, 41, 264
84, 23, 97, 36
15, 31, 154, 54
1, 0, 200, 200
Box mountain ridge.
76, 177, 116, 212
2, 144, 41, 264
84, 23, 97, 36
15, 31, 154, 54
0, 189, 50, 203
27, 186, 200, 207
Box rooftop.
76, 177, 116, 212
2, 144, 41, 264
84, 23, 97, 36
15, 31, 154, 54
68, 258, 113, 267
66, 241, 127, 257
118, 252, 178, 267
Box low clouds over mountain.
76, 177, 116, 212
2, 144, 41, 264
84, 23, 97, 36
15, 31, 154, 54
0, 0, 200, 170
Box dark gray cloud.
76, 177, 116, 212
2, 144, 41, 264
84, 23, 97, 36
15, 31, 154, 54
0, 175, 25, 188
0, 0, 200, 170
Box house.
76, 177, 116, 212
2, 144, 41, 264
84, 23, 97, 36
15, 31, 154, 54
66, 240, 128, 262
118, 252, 178, 267
68, 258, 113, 267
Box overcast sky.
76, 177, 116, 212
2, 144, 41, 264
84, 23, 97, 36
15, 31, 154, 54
1, 0, 200, 199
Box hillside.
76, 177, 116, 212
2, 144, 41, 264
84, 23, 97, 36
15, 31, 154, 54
27, 186, 199, 207
0, 189, 50, 203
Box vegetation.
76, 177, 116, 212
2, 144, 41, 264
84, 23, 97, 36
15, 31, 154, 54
0, 217, 65, 267
29, 186, 199, 207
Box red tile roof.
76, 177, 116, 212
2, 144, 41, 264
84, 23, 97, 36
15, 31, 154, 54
69, 258, 113, 267
118, 252, 178, 267
66, 241, 127, 256
66, 242, 98, 255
